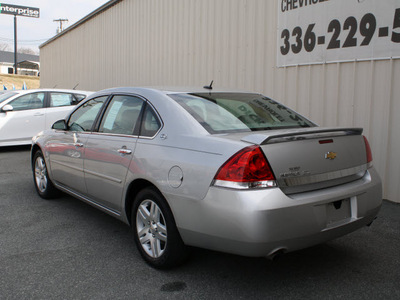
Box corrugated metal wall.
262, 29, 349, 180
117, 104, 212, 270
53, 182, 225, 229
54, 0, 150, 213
40, 0, 400, 202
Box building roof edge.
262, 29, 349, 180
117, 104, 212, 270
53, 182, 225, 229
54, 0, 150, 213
39, 0, 122, 49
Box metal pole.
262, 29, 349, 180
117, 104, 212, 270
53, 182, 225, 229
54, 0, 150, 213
14, 15, 18, 75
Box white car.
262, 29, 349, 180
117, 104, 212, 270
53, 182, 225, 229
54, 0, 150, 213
0, 89, 93, 146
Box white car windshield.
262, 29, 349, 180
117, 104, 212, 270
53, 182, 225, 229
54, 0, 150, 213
0, 92, 17, 104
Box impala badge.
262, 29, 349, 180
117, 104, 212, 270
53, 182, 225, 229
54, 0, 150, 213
325, 152, 337, 160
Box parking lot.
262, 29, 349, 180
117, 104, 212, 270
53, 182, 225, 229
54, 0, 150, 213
1, 146, 399, 300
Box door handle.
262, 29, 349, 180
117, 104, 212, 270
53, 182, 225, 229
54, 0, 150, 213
33, 113, 44, 116
74, 143, 84, 147
118, 149, 132, 155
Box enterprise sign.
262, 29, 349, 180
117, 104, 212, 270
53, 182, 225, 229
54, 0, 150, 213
0, 3, 39, 18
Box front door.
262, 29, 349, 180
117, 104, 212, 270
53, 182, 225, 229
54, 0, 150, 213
48, 96, 108, 194
84, 95, 145, 212
0, 92, 46, 144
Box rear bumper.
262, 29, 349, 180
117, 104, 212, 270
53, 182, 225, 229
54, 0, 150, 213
173, 167, 382, 257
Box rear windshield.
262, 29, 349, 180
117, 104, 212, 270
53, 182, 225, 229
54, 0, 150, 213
168, 93, 315, 134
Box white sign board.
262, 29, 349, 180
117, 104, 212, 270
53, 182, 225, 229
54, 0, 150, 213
0, 3, 39, 18
277, 0, 400, 67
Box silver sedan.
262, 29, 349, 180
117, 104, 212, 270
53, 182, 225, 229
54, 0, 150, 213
31, 87, 382, 268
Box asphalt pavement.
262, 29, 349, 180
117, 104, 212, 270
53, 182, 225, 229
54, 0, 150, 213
0, 146, 399, 299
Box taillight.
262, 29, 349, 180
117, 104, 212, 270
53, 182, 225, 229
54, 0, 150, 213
363, 135, 373, 165
213, 145, 276, 189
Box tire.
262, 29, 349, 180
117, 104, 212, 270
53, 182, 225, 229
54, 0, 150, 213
32, 150, 60, 199
132, 187, 188, 269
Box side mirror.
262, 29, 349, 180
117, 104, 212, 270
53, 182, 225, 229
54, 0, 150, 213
52, 119, 68, 130
1, 104, 13, 112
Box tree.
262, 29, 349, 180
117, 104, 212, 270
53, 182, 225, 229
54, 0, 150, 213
0, 43, 11, 51
18, 47, 39, 55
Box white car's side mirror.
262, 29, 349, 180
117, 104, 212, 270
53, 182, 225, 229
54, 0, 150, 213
1, 104, 13, 112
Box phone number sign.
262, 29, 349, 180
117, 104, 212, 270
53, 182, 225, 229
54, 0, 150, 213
277, 0, 400, 67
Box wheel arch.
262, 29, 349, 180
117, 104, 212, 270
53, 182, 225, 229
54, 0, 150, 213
31, 144, 43, 168
125, 179, 163, 225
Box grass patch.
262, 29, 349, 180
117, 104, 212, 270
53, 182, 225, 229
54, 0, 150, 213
0, 74, 40, 90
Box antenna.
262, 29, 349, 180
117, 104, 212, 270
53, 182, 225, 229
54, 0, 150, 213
203, 80, 214, 90
73, 83, 79, 90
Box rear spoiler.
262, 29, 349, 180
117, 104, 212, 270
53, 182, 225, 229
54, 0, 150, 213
241, 127, 363, 145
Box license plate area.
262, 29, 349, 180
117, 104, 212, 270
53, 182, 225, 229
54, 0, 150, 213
326, 198, 351, 227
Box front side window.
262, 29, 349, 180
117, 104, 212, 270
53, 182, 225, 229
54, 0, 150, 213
68, 96, 108, 132
8, 92, 45, 111
99, 95, 144, 135
169, 93, 315, 134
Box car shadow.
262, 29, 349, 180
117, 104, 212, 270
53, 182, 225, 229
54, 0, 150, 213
54, 192, 365, 272
0, 145, 31, 153
27, 192, 390, 298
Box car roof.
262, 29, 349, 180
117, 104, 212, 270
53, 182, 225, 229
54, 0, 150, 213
90, 86, 257, 97
1, 88, 93, 96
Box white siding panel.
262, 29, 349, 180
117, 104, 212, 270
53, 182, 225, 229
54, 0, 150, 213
297, 66, 311, 118
353, 61, 374, 135
369, 61, 392, 186
309, 65, 326, 125
323, 63, 340, 126
386, 59, 400, 201
337, 63, 355, 127
40, 0, 400, 202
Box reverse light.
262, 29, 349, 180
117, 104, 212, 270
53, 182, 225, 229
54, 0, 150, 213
213, 145, 276, 189
363, 135, 373, 166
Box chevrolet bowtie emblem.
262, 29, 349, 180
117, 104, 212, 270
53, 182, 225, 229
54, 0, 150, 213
325, 152, 337, 160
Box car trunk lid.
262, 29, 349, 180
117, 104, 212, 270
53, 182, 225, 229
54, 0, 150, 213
241, 127, 369, 194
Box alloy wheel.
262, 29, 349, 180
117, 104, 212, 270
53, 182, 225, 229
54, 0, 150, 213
136, 199, 168, 258
34, 156, 48, 193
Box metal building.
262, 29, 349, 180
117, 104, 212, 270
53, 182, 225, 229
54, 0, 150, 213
39, 0, 400, 203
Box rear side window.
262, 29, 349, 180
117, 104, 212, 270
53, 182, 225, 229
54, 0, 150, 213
68, 96, 107, 132
50, 93, 74, 107
140, 105, 161, 137
74, 94, 87, 103
99, 95, 144, 135
169, 93, 315, 134
50, 93, 88, 107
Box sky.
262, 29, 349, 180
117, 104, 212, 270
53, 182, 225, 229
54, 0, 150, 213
0, 0, 110, 53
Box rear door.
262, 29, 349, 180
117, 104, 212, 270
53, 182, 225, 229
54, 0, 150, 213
83, 95, 145, 212
45, 92, 85, 129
